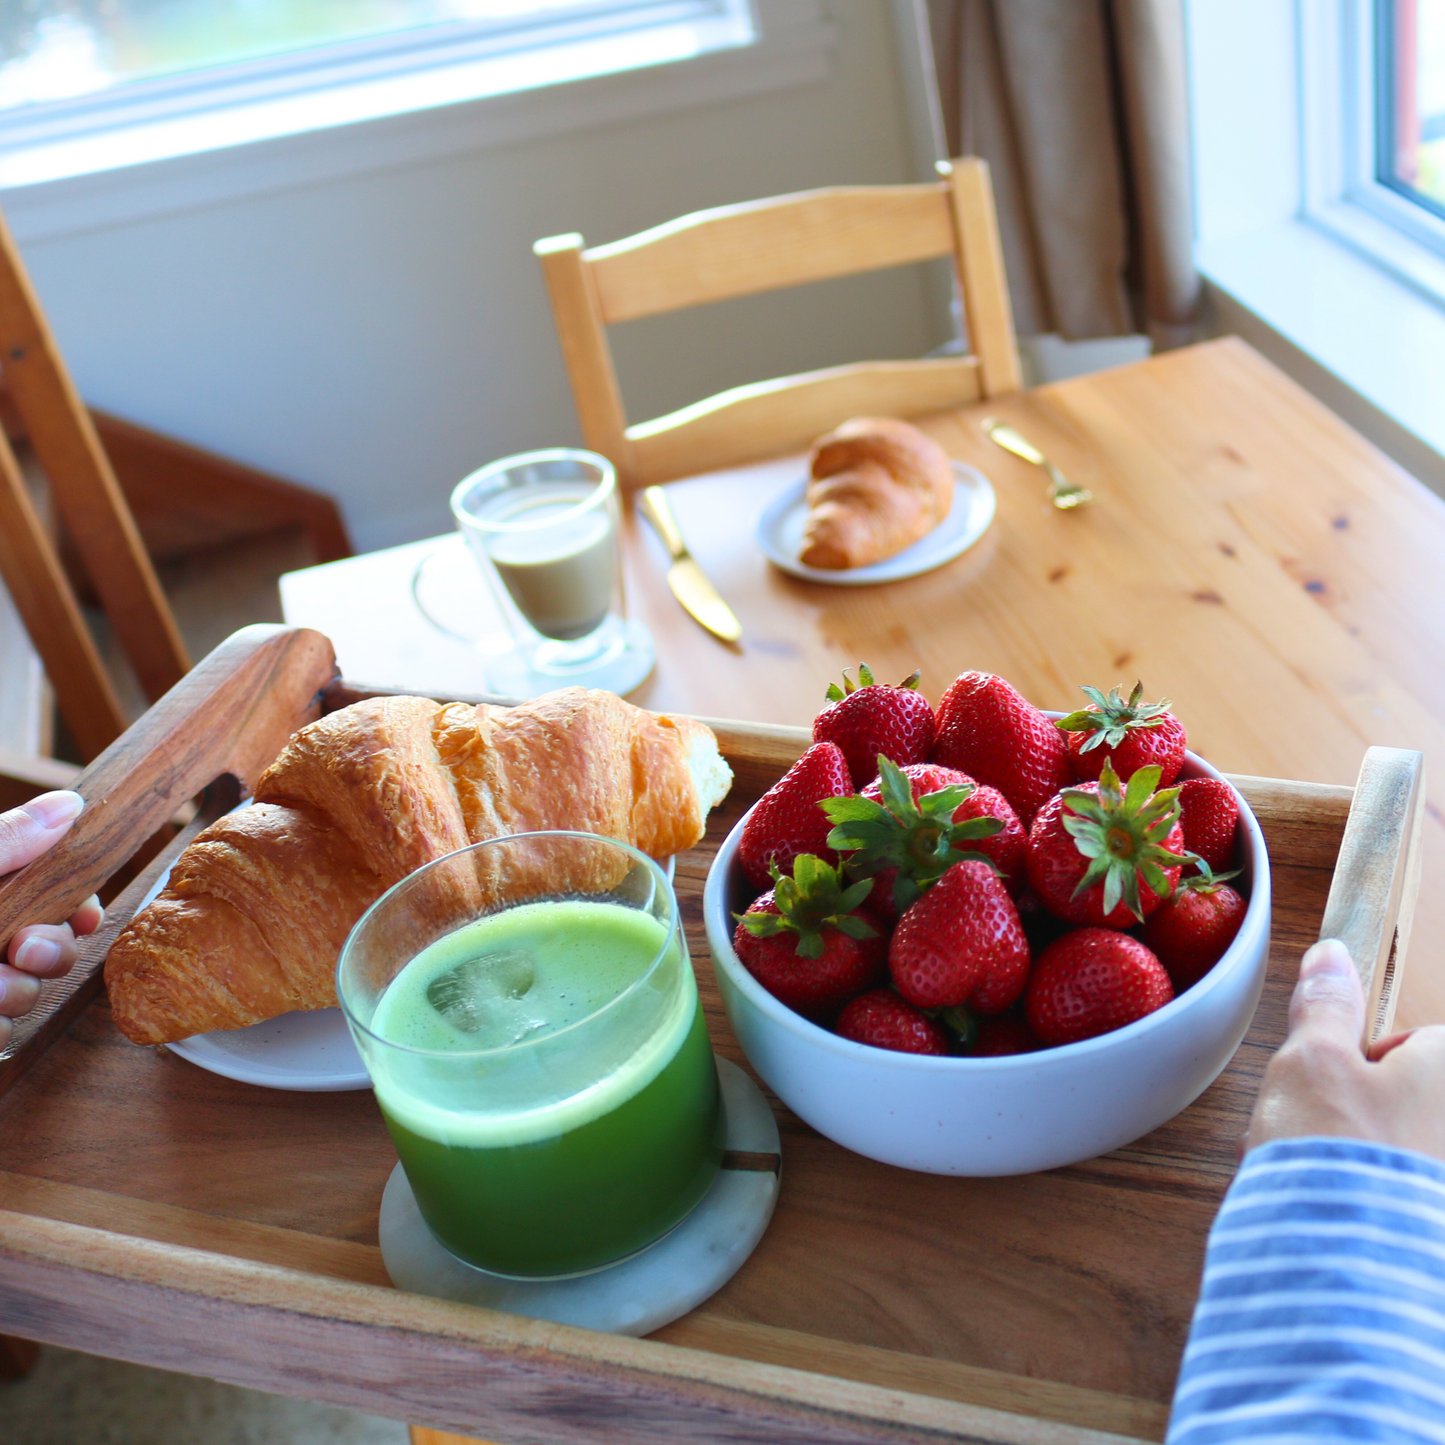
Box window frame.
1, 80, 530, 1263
1300, 0, 1445, 309
0, 0, 759, 192
0, 0, 834, 246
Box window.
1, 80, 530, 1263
1302, 0, 1445, 296
0, 0, 756, 188
1376, 0, 1445, 219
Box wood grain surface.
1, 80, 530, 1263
585, 182, 958, 323
0, 715, 1355, 1444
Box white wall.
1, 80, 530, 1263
6, 1, 946, 552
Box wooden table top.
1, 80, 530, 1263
283, 336, 1445, 1029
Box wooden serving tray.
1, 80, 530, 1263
0, 627, 1425, 1445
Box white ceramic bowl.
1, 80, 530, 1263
703, 748, 1271, 1176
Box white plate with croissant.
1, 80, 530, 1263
108, 689, 727, 1092
757, 419, 995, 585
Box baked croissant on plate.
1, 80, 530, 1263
104, 688, 732, 1046
799, 416, 955, 570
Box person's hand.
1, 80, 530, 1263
0, 791, 103, 1050
1245, 937, 1445, 1163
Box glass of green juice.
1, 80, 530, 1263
338, 831, 724, 1279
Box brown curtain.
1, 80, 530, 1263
926, 0, 1198, 349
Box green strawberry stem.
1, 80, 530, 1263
823, 663, 922, 702
1060, 759, 1190, 920
734, 853, 876, 960
935, 1006, 975, 1051
1177, 856, 1243, 894
821, 754, 1003, 913
1055, 680, 1174, 754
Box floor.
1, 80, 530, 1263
5, 525, 419, 1442
1, 1347, 410, 1445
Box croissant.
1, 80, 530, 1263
104, 688, 733, 1046
799, 417, 954, 570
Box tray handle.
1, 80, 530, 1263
1317, 745, 1425, 1045
0, 624, 337, 939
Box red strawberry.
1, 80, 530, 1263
860, 764, 1027, 889
829, 760, 1026, 914
1025, 929, 1174, 1045
836, 989, 950, 1055
1057, 683, 1188, 786
1178, 778, 1239, 875
733, 854, 885, 1017
738, 741, 851, 890
973, 1011, 1040, 1056
1142, 874, 1247, 990
888, 860, 1030, 1013
1026, 760, 1188, 927
813, 664, 936, 789
932, 672, 1071, 823
824, 757, 1005, 918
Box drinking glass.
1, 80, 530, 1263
450, 450, 654, 694
338, 832, 723, 1279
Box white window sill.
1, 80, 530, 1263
0, 0, 833, 245
1198, 218, 1445, 495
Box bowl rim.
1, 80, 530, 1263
702, 744, 1272, 1071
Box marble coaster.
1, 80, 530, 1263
378, 1056, 780, 1336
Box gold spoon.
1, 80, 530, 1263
981, 418, 1093, 510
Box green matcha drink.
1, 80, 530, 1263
340, 835, 723, 1279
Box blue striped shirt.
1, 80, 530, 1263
1169, 1137, 1445, 1444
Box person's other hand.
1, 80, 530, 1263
0, 791, 103, 1050
1246, 937, 1445, 1163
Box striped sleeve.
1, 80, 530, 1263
1168, 1137, 1445, 1445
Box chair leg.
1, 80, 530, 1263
0, 1333, 40, 1381
408, 1428, 500, 1445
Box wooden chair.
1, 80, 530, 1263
0, 204, 188, 768
533, 156, 1021, 491
0, 199, 350, 778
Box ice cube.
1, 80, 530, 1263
425, 949, 545, 1046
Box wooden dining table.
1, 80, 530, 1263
285, 335, 1445, 1032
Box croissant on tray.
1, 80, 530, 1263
799, 416, 955, 570
104, 689, 733, 1046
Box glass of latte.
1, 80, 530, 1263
451, 450, 653, 694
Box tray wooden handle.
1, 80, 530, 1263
0, 625, 337, 940
1317, 745, 1425, 1044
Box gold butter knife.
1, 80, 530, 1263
982, 418, 1093, 509
638, 485, 743, 644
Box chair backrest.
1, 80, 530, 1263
534, 156, 1021, 491
0, 203, 189, 763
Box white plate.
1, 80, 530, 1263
756, 462, 996, 585
158, 849, 677, 1092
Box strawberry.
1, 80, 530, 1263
822, 756, 1012, 916
888, 859, 1030, 1013
733, 854, 885, 1017
1025, 929, 1174, 1046
738, 741, 852, 890
1177, 778, 1239, 875
932, 671, 1071, 823
1141, 869, 1247, 990
1026, 760, 1188, 927
836, 989, 950, 1055
1057, 683, 1187, 786
858, 763, 1028, 894
813, 664, 936, 789
973, 1011, 1040, 1056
